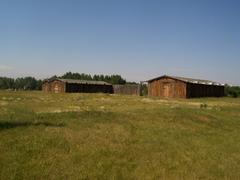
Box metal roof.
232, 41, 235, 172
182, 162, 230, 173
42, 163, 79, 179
46, 78, 112, 85
147, 75, 224, 86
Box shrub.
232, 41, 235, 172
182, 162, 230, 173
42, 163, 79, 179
200, 103, 208, 109
232, 92, 238, 98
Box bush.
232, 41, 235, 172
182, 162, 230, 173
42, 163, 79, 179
200, 103, 208, 109
225, 85, 240, 98
232, 92, 238, 98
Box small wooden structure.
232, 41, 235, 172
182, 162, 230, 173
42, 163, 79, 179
42, 78, 113, 93
147, 75, 224, 98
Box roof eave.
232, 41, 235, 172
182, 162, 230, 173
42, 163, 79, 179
147, 75, 169, 82
147, 75, 224, 86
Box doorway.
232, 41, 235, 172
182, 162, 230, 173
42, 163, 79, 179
163, 83, 171, 97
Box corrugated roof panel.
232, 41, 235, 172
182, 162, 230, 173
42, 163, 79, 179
45, 78, 112, 85
147, 75, 224, 86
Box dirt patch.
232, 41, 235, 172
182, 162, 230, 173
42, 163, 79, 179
197, 115, 211, 123
141, 98, 169, 104
0, 101, 8, 106
98, 97, 113, 102
141, 98, 202, 108
68, 106, 81, 110
37, 108, 83, 114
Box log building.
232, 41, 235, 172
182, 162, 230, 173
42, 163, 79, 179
42, 78, 113, 93
147, 75, 224, 98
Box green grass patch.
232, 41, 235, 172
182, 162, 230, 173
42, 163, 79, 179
0, 91, 240, 179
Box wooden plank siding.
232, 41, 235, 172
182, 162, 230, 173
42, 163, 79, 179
113, 85, 140, 95
42, 80, 65, 93
65, 83, 113, 93
148, 76, 225, 98
148, 77, 187, 98
186, 83, 225, 98
42, 79, 113, 94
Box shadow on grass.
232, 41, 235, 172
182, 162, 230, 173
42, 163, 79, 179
0, 121, 65, 131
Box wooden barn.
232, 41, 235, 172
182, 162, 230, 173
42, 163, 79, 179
42, 78, 113, 93
147, 75, 225, 98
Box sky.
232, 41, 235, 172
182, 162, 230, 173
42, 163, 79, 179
0, 0, 240, 85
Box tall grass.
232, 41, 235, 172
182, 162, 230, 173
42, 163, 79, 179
0, 91, 240, 179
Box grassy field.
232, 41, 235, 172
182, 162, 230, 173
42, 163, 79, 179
0, 91, 240, 179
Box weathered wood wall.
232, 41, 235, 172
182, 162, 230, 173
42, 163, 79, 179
186, 83, 224, 98
113, 85, 140, 95
66, 84, 113, 93
148, 77, 225, 98
42, 80, 113, 93
42, 82, 50, 92
42, 80, 65, 93
148, 77, 187, 98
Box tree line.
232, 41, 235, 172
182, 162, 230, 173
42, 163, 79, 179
0, 77, 42, 90
0, 72, 134, 90
60, 72, 128, 85
225, 85, 240, 98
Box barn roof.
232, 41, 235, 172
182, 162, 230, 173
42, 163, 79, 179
45, 78, 112, 85
147, 75, 224, 86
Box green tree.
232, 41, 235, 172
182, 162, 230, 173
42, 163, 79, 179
60, 72, 127, 85
225, 85, 240, 98
0, 77, 15, 89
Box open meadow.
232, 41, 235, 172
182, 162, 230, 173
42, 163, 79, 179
0, 91, 240, 179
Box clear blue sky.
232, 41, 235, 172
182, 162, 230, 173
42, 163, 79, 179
0, 0, 240, 85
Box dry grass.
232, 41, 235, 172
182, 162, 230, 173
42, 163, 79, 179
0, 91, 240, 179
